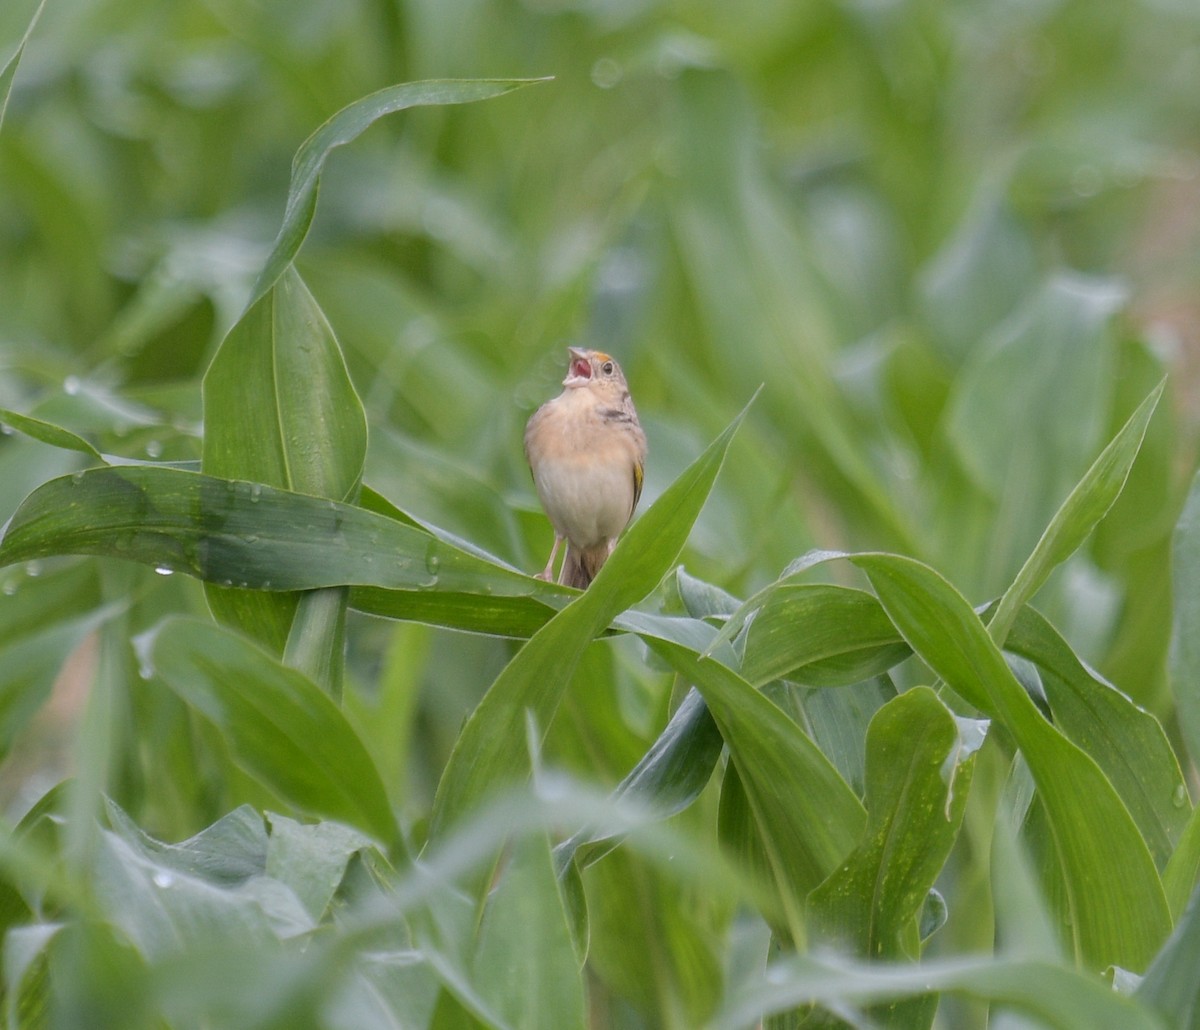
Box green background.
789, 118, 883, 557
1, 0, 1200, 1026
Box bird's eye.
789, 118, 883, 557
601, 361, 614, 375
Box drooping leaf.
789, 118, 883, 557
740, 583, 910, 687
247, 78, 549, 307
0, 465, 546, 598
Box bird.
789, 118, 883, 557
524, 347, 647, 589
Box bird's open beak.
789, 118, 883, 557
563, 347, 592, 387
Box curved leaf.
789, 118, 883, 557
0, 465, 551, 598
647, 639, 865, 943
851, 553, 1170, 972
740, 583, 909, 687
988, 377, 1165, 643
141, 617, 397, 844
249, 77, 549, 306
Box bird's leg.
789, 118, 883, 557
536, 535, 563, 581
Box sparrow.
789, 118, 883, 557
524, 347, 647, 589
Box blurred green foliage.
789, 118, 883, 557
2, 0, 1200, 1026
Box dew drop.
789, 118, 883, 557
1173, 784, 1189, 808
145, 439, 163, 459
0, 423, 12, 436
24, 561, 42, 578
152, 871, 175, 889
242, 534, 259, 545
250, 483, 262, 502
63, 375, 81, 396
71, 470, 86, 485
2, 580, 17, 596
154, 565, 174, 577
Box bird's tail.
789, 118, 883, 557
562, 544, 609, 590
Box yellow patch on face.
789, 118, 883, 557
591, 350, 612, 364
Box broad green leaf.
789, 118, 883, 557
988, 378, 1165, 643
203, 266, 368, 653
715, 952, 1166, 1030
1171, 468, 1200, 769
0, 0, 45, 134
851, 553, 1170, 972
248, 78, 549, 306
203, 267, 366, 502
740, 583, 911, 687
647, 639, 865, 943
142, 617, 398, 844
0, 465, 552, 599
473, 833, 585, 1030
808, 688, 983, 960
427, 399, 753, 841
1135, 881, 1200, 1029
1004, 605, 1188, 871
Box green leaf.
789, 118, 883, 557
851, 553, 1170, 972
988, 377, 1165, 644
808, 688, 983, 961
1171, 468, 1200, 770
202, 266, 368, 653
0, 465, 548, 598
142, 617, 398, 844
427, 398, 754, 842
265, 813, 375, 922
740, 583, 910, 687
248, 78, 550, 306
554, 687, 724, 873
1005, 604, 1188, 871
938, 274, 1125, 595
473, 832, 586, 1030
1165, 804, 1200, 924
0, 0, 45, 134
1135, 881, 1200, 1029
715, 952, 1166, 1030
0, 408, 104, 463
646, 639, 865, 944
